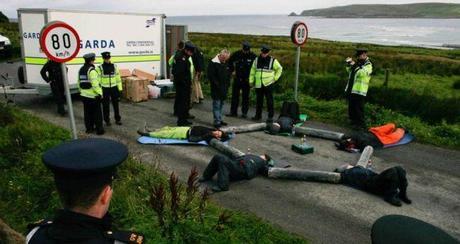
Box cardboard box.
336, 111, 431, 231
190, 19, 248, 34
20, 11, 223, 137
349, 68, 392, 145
119, 69, 131, 78
132, 68, 156, 81
122, 76, 149, 102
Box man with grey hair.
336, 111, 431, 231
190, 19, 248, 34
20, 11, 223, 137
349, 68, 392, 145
208, 49, 231, 128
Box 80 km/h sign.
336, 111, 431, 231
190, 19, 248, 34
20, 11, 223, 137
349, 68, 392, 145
39, 21, 80, 63
290, 21, 308, 46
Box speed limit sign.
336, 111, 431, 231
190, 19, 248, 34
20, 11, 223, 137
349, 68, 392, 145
39, 21, 80, 63
290, 21, 308, 46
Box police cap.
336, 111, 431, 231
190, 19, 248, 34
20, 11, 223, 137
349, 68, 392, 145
184, 42, 196, 52
101, 51, 111, 59
355, 48, 368, 56
242, 41, 251, 51
83, 53, 96, 61
261, 45, 271, 53
42, 138, 128, 189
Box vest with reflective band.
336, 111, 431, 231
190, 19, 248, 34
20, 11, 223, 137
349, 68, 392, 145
98, 63, 122, 90
148, 126, 190, 140
78, 64, 102, 99
345, 59, 373, 96
169, 53, 195, 80
249, 56, 283, 88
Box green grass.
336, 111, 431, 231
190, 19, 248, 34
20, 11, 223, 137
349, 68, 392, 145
0, 103, 307, 243
190, 32, 460, 149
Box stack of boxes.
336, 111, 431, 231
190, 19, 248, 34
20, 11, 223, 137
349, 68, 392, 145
119, 69, 156, 102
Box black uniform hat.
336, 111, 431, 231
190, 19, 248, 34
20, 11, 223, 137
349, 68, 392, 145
242, 41, 251, 51
355, 48, 368, 56
101, 52, 111, 59
184, 42, 196, 52
83, 53, 96, 61
261, 44, 271, 53
43, 138, 128, 190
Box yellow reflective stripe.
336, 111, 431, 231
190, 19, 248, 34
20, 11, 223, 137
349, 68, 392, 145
25, 55, 161, 65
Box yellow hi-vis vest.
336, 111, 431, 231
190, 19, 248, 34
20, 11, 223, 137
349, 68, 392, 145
78, 65, 102, 99
97, 63, 122, 91
169, 54, 195, 80
345, 59, 373, 96
249, 56, 283, 88
148, 126, 190, 139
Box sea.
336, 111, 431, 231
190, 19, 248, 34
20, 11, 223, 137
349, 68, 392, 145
167, 15, 460, 49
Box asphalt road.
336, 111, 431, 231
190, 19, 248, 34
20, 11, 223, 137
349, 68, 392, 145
1, 61, 459, 243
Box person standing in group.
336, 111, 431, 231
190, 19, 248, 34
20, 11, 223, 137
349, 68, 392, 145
78, 53, 104, 135
227, 41, 256, 118
98, 52, 122, 126
207, 49, 231, 128
172, 42, 195, 126
345, 48, 373, 129
191, 45, 205, 104
40, 59, 67, 116
249, 45, 283, 123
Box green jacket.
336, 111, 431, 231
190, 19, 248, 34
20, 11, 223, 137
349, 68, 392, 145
249, 56, 283, 88
148, 126, 190, 139
97, 63, 122, 91
345, 59, 373, 96
78, 65, 102, 99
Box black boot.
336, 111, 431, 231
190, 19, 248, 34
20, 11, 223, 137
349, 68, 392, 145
399, 190, 412, 204
384, 195, 402, 207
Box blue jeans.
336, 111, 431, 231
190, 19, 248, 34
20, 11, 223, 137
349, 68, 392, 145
213, 99, 224, 125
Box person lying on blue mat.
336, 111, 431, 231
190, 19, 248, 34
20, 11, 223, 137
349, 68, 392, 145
137, 125, 230, 142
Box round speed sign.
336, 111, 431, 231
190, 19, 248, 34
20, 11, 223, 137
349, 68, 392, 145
39, 21, 80, 63
290, 21, 308, 46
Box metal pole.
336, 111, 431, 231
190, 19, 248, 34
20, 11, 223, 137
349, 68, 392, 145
61, 63, 77, 139
294, 45, 301, 101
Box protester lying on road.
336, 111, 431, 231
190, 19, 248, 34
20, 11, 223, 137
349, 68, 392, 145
137, 125, 230, 142
334, 163, 412, 206
199, 153, 274, 192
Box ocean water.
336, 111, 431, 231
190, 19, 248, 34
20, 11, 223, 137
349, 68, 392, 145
167, 15, 460, 48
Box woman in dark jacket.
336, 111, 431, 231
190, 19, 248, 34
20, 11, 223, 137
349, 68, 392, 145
207, 49, 231, 128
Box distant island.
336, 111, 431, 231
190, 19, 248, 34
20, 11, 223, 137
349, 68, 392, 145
291, 3, 460, 18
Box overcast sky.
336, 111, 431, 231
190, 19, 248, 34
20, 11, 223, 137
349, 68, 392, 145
3, 0, 460, 18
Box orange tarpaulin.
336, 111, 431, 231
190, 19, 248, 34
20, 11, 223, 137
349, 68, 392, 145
369, 123, 405, 145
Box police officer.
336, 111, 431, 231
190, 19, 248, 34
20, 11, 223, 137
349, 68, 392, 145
345, 48, 373, 129
172, 42, 195, 126
199, 153, 273, 192
98, 51, 122, 126
40, 59, 67, 116
227, 41, 256, 118
26, 138, 144, 243
249, 45, 283, 123
79, 53, 104, 135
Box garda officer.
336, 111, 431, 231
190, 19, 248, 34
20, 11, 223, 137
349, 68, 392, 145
172, 42, 195, 126
98, 51, 123, 126
199, 153, 273, 192
249, 45, 283, 123
227, 41, 257, 118
79, 53, 104, 135
345, 48, 373, 129
26, 138, 144, 243
40, 59, 67, 116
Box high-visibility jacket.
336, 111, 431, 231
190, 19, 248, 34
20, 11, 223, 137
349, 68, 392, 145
148, 126, 190, 139
249, 56, 283, 88
97, 63, 122, 91
345, 59, 373, 96
78, 64, 102, 99
169, 52, 195, 80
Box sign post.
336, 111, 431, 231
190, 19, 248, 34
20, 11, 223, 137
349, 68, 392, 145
290, 21, 308, 101
40, 21, 80, 139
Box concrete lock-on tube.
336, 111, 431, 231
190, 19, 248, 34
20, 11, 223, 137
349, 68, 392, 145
209, 139, 245, 159
294, 126, 345, 141
354, 146, 374, 167
220, 123, 267, 134
268, 168, 342, 183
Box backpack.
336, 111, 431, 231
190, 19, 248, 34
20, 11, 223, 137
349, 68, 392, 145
279, 101, 300, 123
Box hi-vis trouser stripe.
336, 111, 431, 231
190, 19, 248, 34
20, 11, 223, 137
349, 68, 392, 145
25, 55, 161, 65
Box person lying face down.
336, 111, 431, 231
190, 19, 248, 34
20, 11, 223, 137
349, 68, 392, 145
199, 154, 274, 192
137, 125, 230, 142
334, 163, 412, 207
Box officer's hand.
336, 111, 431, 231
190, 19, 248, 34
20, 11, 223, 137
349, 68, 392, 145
346, 57, 355, 66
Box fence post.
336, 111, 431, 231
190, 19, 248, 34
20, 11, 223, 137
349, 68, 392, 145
384, 69, 390, 87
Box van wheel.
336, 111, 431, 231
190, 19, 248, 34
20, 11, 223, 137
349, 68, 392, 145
17, 66, 25, 84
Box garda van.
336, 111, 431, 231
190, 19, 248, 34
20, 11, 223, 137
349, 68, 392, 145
17, 8, 167, 95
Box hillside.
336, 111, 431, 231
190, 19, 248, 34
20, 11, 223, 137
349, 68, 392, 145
294, 3, 460, 18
